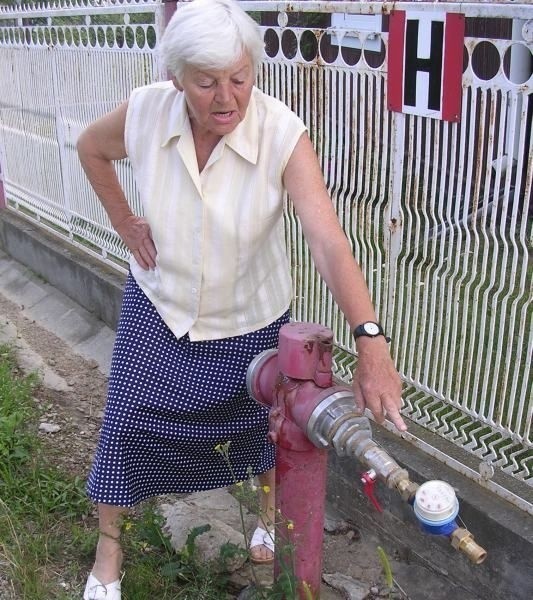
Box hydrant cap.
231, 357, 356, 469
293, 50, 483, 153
413, 480, 459, 526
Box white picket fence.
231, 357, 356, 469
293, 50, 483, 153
0, 0, 531, 514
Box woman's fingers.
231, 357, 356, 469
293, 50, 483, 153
380, 394, 407, 431
136, 237, 157, 270
352, 350, 407, 432
116, 216, 157, 270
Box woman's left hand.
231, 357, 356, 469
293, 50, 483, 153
352, 337, 407, 432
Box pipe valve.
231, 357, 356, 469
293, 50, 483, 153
361, 469, 383, 512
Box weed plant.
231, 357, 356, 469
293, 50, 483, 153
376, 546, 408, 600
216, 441, 311, 600
119, 509, 233, 599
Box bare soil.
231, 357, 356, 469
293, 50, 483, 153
0, 294, 108, 477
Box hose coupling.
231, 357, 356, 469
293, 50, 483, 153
450, 527, 487, 564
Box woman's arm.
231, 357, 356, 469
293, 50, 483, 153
77, 102, 156, 270
283, 133, 406, 432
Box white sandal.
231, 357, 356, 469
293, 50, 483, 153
83, 572, 121, 600
249, 526, 275, 564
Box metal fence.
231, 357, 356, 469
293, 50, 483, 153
0, 0, 531, 514
0, 0, 163, 265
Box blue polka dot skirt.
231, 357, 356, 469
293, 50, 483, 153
87, 273, 289, 507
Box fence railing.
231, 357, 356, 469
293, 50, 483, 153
0, 0, 163, 265
0, 0, 531, 514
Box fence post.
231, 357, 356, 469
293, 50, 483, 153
385, 110, 406, 338
508, 19, 529, 161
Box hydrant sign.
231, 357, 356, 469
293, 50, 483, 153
388, 10, 465, 122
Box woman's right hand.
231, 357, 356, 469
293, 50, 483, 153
77, 101, 157, 270
115, 215, 157, 270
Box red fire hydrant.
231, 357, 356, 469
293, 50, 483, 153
247, 322, 355, 598
247, 322, 488, 597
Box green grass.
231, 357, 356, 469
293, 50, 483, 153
0, 344, 236, 599
0, 345, 90, 599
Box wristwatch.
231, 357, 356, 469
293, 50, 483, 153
353, 321, 391, 343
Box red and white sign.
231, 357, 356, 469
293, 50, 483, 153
388, 10, 465, 122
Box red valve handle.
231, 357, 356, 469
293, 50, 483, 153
361, 470, 383, 512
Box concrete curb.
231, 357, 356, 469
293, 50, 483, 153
1, 208, 531, 599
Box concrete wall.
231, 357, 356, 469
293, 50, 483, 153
1, 208, 532, 600
0, 210, 125, 329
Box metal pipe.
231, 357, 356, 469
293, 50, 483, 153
306, 392, 487, 564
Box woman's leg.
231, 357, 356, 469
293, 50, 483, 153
91, 503, 127, 583
251, 467, 276, 561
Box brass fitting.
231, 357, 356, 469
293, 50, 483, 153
396, 478, 420, 503
450, 527, 487, 564
385, 467, 410, 491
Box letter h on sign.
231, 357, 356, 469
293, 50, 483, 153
388, 11, 465, 122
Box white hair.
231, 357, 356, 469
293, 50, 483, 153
159, 0, 264, 83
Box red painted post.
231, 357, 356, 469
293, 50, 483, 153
160, 0, 178, 81
163, 0, 178, 26
249, 322, 347, 598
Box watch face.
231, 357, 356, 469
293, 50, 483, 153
364, 322, 381, 336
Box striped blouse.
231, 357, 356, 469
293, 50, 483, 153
124, 81, 307, 341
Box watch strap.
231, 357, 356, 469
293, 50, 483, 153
353, 322, 391, 343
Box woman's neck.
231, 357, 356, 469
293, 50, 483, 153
190, 122, 222, 173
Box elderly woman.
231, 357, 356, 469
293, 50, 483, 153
78, 0, 406, 598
